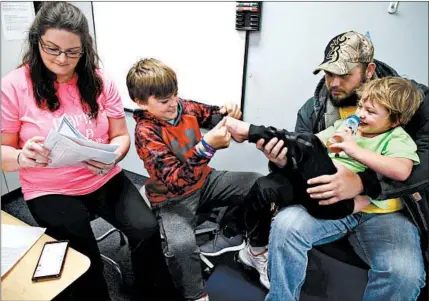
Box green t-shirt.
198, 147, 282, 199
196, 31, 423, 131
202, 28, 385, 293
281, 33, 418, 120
316, 120, 420, 173
316, 120, 420, 210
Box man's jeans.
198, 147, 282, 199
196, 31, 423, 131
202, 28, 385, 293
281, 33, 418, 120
266, 205, 426, 301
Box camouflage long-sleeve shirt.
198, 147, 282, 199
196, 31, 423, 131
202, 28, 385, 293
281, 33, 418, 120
133, 99, 220, 205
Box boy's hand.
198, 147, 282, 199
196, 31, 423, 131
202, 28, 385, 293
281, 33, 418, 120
328, 128, 360, 158
219, 102, 242, 119
225, 116, 250, 143
204, 117, 231, 150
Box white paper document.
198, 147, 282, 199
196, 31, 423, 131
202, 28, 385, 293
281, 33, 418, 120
43, 116, 119, 168
1, 224, 46, 277
1, 2, 35, 41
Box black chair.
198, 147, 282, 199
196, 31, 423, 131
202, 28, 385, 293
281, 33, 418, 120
196, 207, 229, 275
203, 243, 368, 301
91, 215, 128, 288
206, 263, 266, 301
157, 207, 227, 276
139, 185, 227, 275
300, 240, 369, 301
300, 236, 427, 301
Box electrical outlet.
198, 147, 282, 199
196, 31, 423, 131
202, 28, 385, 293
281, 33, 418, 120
388, 1, 399, 14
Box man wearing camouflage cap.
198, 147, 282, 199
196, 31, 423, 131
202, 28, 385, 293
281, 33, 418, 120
254, 31, 428, 300
313, 31, 374, 77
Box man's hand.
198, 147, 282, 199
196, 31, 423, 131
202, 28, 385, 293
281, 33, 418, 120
307, 162, 364, 205
219, 102, 242, 119
224, 117, 250, 143
256, 138, 288, 168
203, 117, 231, 150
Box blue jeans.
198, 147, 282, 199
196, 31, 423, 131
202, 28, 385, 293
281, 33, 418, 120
266, 205, 426, 301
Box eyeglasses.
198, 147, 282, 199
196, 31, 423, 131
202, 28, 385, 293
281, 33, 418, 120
39, 39, 84, 58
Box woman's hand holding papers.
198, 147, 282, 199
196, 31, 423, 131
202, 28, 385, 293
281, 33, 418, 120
17, 136, 51, 168
83, 160, 116, 176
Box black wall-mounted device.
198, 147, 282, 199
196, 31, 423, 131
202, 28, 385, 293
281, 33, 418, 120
235, 2, 262, 31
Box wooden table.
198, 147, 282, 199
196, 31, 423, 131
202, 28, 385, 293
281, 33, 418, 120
1, 211, 91, 300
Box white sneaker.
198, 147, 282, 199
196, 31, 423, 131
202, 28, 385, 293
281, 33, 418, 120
191, 293, 209, 301
238, 245, 270, 290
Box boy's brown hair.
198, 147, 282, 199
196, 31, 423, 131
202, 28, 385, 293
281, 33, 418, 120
357, 76, 423, 125
126, 58, 178, 103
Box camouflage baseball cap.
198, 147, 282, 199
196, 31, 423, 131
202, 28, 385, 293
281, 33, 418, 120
313, 31, 374, 75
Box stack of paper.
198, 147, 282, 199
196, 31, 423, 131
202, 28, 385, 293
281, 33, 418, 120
43, 116, 119, 168
1, 224, 46, 277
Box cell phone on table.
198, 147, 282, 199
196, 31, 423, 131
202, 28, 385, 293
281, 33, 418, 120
32, 240, 69, 282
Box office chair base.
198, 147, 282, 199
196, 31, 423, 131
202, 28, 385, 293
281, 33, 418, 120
101, 254, 125, 285
200, 253, 214, 277
96, 228, 127, 246
96, 227, 128, 290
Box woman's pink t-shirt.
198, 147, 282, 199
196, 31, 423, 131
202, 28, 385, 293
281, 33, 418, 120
1, 66, 124, 200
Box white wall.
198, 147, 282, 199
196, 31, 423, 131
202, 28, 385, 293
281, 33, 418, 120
68, 2, 95, 40
243, 2, 429, 131
1, 172, 8, 196
121, 1, 428, 176
0, 2, 36, 194
0, 4, 30, 79
92, 2, 246, 111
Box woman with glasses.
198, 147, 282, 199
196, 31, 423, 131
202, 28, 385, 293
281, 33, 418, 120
1, 2, 176, 301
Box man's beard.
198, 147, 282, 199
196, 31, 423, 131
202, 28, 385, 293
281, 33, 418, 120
329, 74, 368, 107
330, 92, 359, 107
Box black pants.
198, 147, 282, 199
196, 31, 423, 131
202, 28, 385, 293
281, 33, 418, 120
27, 171, 177, 301
218, 179, 289, 247
248, 132, 355, 223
